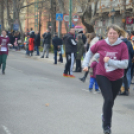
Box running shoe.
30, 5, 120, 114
103, 126, 111, 134
63, 73, 69, 77
69, 75, 75, 78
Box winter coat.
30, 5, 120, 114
8, 33, 14, 45
29, 38, 34, 51
122, 38, 134, 68
89, 37, 99, 66
63, 33, 77, 53
76, 39, 84, 59
43, 32, 51, 45
52, 36, 63, 51
35, 33, 40, 46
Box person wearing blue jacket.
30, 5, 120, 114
120, 36, 134, 95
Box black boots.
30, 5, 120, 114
79, 71, 89, 82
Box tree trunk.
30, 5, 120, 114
13, 0, 18, 21
39, 10, 42, 33
5, 0, 13, 31
81, 11, 94, 33
51, 0, 56, 36
57, 0, 68, 33
0, 0, 5, 30
120, 0, 126, 29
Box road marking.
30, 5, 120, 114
2, 126, 12, 134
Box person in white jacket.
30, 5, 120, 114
79, 32, 99, 82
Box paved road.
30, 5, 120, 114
0, 51, 134, 134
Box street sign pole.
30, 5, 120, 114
69, 0, 72, 30
34, 0, 39, 31
58, 21, 62, 37
56, 13, 63, 37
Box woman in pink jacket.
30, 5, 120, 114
0, 30, 12, 74
83, 25, 129, 134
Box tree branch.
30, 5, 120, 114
20, 0, 49, 9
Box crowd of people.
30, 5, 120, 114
1, 24, 134, 134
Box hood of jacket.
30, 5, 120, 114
105, 38, 122, 46
121, 38, 128, 44
1, 35, 8, 38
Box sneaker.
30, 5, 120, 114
95, 89, 100, 93
120, 90, 129, 96
69, 75, 75, 78
103, 126, 111, 134
79, 77, 86, 82
89, 88, 93, 92
63, 73, 69, 77
94, 90, 100, 94
40, 56, 44, 58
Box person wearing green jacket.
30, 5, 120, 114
74, 34, 84, 72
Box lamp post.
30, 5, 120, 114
69, 0, 72, 30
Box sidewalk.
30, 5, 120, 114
10, 49, 67, 65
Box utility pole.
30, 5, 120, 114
69, 0, 72, 30
34, 0, 39, 31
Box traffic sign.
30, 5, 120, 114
63, 14, 80, 23
72, 14, 79, 22
56, 13, 63, 21
63, 14, 69, 22
13, 24, 19, 31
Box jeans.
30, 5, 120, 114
59, 53, 63, 63
35, 46, 40, 55
122, 69, 128, 91
26, 48, 29, 55
89, 77, 99, 90
54, 50, 57, 64
126, 67, 131, 88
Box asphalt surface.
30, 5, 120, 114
0, 50, 134, 134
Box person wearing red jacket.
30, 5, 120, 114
28, 34, 34, 56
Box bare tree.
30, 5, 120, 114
0, 0, 5, 30
120, 0, 126, 29
80, 0, 100, 33
51, 0, 56, 36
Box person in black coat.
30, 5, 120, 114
120, 37, 134, 95
52, 33, 63, 64
41, 28, 51, 58
8, 32, 14, 46
35, 31, 40, 56
63, 28, 77, 77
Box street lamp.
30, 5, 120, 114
108, 8, 115, 24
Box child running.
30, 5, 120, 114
89, 53, 100, 93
